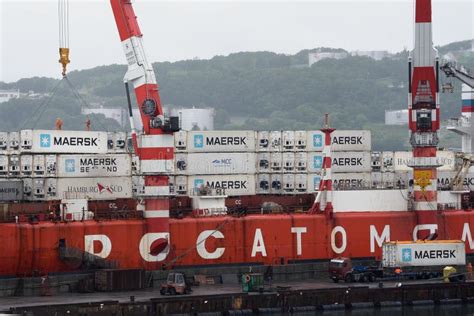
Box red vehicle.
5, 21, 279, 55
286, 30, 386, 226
160, 273, 191, 295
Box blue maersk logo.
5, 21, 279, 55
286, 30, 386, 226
40, 134, 51, 148
194, 135, 204, 148
402, 248, 412, 262
313, 176, 321, 189
313, 134, 323, 148
313, 156, 323, 169
194, 179, 204, 188
65, 159, 75, 173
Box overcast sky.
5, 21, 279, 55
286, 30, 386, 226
0, 0, 472, 82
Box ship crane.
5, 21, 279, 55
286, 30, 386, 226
451, 153, 474, 191
440, 62, 474, 90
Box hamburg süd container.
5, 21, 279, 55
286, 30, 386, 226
186, 131, 256, 152
382, 241, 466, 267
393, 150, 455, 172
56, 177, 133, 200
21, 130, 109, 154
57, 154, 132, 177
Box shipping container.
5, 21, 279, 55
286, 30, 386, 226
270, 174, 282, 194
20, 155, 33, 175
174, 152, 255, 175
257, 153, 271, 173
307, 174, 321, 193
270, 153, 282, 171
174, 131, 187, 151
186, 131, 256, 152
257, 131, 270, 152
0, 132, 7, 151
382, 241, 466, 267
187, 174, 256, 196
9, 155, 20, 176
306, 131, 324, 152
295, 152, 307, 171
331, 130, 371, 152
294, 174, 307, 192
282, 153, 295, 171
45, 155, 57, 176
56, 177, 133, 200
257, 174, 271, 194
0, 180, 23, 201
21, 129, 109, 154
57, 154, 132, 177
332, 172, 371, 190
307, 152, 372, 173
282, 131, 295, 150
393, 151, 455, 171
0, 155, 8, 176
438, 171, 474, 191
33, 155, 45, 175
294, 131, 307, 150
269, 131, 282, 151
174, 176, 187, 195
282, 174, 295, 192
9, 132, 20, 150
381, 151, 395, 172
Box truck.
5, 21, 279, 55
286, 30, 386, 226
160, 272, 192, 295
329, 240, 466, 283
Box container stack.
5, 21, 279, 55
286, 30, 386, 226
0, 130, 133, 204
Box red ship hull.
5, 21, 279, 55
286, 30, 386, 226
2, 210, 474, 277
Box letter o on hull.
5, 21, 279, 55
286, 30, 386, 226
331, 226, 347, 254
139, 232, 170, 262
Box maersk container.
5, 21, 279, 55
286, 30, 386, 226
307, 174, 321, 193
295, 152, 307, 171
174, 176, 187, 195
45, 155, 57, 176
270, 174, 282, 194
257, 131, 270, 152
295, 174, 307, 192
57, 154, 132, 178
257, 153, 271, 173
269, 131, 282, 151
0, 132, 7, 151
282, 131, 295, 150
332, 172, 371, 190
282, 152, 295, 171
438, 171, 474, 191
331, 130, 371, 152
174, 131, 187, 151
294, 131, 307, 150
306, 131, 324, 152
0, 180, 23, 201
33, 155, 45, 175
9, 155, 20, 176
282, 174, 295, 192
174, 153, 256, 175
393, 151, 455, 172
270, 153, 282, 171
8, 132, 20, 150
257, 174, 271, 194
21, 129, 109, 154
332, 152, 372, 173
186, 131, 256, 152
382, 241, 466, 268
307, 152, 371, 173
187, 174, 256, 196
20, 155, 33, 176
56, 177, 133, 200
0, 155, 8, 177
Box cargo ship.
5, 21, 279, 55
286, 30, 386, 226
1, 0, 474, 277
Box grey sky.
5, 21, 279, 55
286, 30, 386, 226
0, 0, 472, 82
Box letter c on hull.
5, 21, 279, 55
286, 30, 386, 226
196, 230, 225, 259
139, 232, 170, 262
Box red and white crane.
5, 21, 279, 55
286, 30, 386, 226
408, 0, 441, 235
110, 0, 179, 265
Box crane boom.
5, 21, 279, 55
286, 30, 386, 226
440, 62, 474, 88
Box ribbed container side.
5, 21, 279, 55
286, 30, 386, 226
57, 154, 132, 178
21, 130, 109, 154
56, 177, 133, 200
331, 130, 371, 152
185, 131, 256, 152
394, 151, 455, 171
174, 152, 256, 175
333, 172, 371, 190
0, 180, 23, 201
187, 174, 256, 196
382, 241, 466, 267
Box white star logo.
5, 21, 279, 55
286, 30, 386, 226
315, 137, 322, 146
66, 161, 75, 172
41, 136, 50, 147
195, 138, 202, 146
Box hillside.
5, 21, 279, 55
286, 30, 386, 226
0, 39, 472, 150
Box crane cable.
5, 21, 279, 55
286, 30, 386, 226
58, 0, 70, 76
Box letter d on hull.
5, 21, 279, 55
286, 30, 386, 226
84, 234, 112, 259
